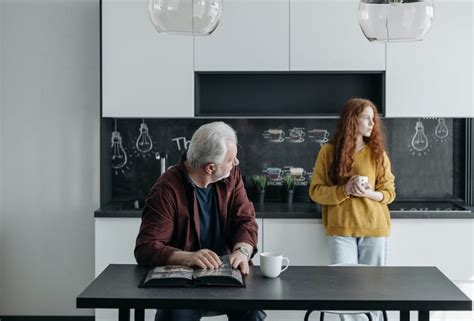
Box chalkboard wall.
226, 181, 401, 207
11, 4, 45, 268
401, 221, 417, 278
103, 118, 466, 204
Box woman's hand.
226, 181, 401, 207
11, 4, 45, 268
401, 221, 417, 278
350, 178, 384, 201
351, 178, 372, 198
344, 176, 358, 196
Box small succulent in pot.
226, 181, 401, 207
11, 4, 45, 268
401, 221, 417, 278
250, 175, 267, 204
282, 175, 295, 191
282, 175, 295, 203
250, 175, 267, 192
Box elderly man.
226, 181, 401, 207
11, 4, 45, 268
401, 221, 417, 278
135, 121, 266, 321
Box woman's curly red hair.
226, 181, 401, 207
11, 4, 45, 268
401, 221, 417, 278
329, 98, 387, 185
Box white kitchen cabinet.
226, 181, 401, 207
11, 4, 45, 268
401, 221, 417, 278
262, 219, 330, 265
388, 219, 474, 321
290, 0, 385, 71
102, 0, 194, 118
388, 219, 474, 281
95, 217, 140, 276
386, 1, 474, 117
194, 0, 290, 71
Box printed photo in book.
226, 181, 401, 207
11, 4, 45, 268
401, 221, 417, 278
139, 255, 245, 287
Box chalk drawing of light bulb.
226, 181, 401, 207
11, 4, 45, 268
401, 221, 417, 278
434, 118, 449, 139
411, 121, 429, 152
135, 121, 153, 153
111, 131, 128, 169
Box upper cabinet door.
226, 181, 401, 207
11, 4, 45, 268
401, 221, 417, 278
386, 1, 473, 118
290, 0, 385, 71
194, 0, 290, 71
102, 0, 194, 118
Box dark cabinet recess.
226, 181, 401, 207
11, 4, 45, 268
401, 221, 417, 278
195, 72, 385, 117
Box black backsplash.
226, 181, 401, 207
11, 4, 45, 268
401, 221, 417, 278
102, 118, 466, 204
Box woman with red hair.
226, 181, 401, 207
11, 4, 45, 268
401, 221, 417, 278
309, 98, 396, 266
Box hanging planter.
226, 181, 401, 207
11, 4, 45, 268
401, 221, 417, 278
358, 0, 434, 42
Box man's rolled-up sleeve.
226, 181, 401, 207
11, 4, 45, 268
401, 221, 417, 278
134, 186, 180, 267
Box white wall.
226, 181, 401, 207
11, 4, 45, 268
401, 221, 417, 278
0, 0, 99, 316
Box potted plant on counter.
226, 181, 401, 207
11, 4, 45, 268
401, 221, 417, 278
250, 175, 267, 205
282, 175, 295, 204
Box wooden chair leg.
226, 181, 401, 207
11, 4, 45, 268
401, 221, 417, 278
365, 312, 373, 321
319, 311, 324, 321
383, 310, 388, 321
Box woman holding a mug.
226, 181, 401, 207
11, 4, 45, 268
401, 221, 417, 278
309, 98, 395, 271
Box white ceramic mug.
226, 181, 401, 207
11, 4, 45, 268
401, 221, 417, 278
260, 252, 290, 278
358, 176, 369, 188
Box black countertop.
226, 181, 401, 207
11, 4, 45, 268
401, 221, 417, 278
95, 201, 474, 219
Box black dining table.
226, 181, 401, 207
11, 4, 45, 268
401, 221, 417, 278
77, 264, 471, 321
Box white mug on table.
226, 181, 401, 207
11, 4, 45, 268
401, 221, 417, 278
260, 252, 290, 278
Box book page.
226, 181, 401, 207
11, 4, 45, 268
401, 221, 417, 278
145, 265, 193, 283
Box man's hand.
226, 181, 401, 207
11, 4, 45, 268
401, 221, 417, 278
229, 251, 250, 275
169, 249, 222, 269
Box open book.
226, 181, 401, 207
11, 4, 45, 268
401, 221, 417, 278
139, 255, 245, 287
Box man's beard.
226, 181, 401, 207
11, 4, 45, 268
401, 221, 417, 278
210, 167, 230, 183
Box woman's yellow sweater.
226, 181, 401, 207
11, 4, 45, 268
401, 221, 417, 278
309, 143, 396, 237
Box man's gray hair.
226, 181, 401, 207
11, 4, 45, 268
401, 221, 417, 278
187, 122, 237, 168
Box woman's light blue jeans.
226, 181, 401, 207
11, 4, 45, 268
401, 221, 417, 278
328, 236, 388, 321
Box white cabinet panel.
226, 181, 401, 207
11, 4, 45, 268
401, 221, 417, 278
386, 1, 474, 117
95, 217, 140, 276
262, 219, 330, 266
388, 220, 474, 281
194, 0, 290, 71
290, 0, 385, 71
102, 0, 193, 117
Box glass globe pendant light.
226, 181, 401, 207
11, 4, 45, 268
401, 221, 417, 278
148, 0, 223, 35
359, 0, 434, 42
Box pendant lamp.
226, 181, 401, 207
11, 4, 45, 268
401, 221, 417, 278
359, 0, 434, 42
148, 0, 223, 36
